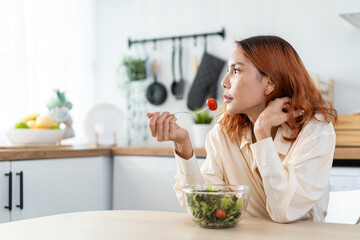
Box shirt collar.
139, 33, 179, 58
239, 128, 252, 150
240, 126, 293, 156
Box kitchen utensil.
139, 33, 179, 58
145, 105, 211, 122
145, 105, 208, 122
187, 51, 225, 110
194, 54, 199, 75
182, 184, 251, 229
175, 39, 185, 100
146, 59, 167, 105
170, 41, 178, 96
170, 105, 209, 116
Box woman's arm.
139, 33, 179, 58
173, 125, 226, 208
252, 98, 335, 222
147, 112, 225, 207
251, 123, 335, 222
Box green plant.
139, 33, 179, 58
193, 109, 213, 124
122, 56, 146, 81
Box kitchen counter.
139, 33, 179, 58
1, 114, 359, 162
0, 146, 207, 161
0, 146, 360, 163
0, 146, 112, 161
0, 210, 359, 240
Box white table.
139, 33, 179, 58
0, 210, 359, 240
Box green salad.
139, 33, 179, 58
184, 186, 244, 229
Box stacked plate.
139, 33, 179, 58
84, 103, 124, 146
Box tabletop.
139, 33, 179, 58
0, 210, 359, 240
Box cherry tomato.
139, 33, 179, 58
215, 209, 227, 219
206, 98, 217, 111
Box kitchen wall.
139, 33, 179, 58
94, 0, 360, 147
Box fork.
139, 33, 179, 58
170, 106, 208, 116
146, 106, 209, 121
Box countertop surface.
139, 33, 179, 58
0, 210, 359, 240
1, 114, 360, 161
0, 115, 360, 162
0, 145, 359, 161
0, 146, 206, 161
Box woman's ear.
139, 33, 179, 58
264, 76, 275, 95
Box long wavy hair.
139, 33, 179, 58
218, 35, 337, 143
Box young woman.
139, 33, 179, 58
147, 35, 337, 223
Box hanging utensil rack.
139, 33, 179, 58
128, 27, 225, 49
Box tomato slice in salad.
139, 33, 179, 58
215, 209, 227, 219
206, 98, 218, 111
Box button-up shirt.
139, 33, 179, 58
174, 114, 336, 223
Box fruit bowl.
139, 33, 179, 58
182, 184, 251, 229
6, 129, 65, 145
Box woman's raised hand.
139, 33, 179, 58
147, 112, 193, 159
147, 112, 189, 144
146, 112, 193, 159
254, 97, 303, 141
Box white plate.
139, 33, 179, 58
6, 129, 65, 145
84, 103, 124, 146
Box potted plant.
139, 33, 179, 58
121, 56, 147, 81
192, 109, 214, 148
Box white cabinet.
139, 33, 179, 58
0, 161, 11, 223
330, 167, 360, 191
326, 167, 360, 223
113, 156, 205, 212
0, 156, 112, 222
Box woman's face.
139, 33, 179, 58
221, 46, 269, 117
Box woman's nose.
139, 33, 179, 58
221, 75, 230, 89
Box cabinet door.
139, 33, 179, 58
113, 156, 205, 212
10, 156, 112, 221
0, 161, 11, 223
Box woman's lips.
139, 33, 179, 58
223, 95, 233, 103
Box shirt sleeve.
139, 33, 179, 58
173, 153, 204, 208
250, 126, 335, 223
173, 125, 226, 208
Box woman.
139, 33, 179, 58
147, 35, 337, 223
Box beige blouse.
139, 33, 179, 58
174, 115, 336, 223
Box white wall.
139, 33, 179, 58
95, 0, 360, 147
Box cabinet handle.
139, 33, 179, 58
4, 172, 12, 211
16, 171, 24, 209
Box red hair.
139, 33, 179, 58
218, 35, 337, 143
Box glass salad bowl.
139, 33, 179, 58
182, 184, 251, 229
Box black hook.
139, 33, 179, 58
153, 40, 157, 50
194, 36, 197, 47
142, 42, 149, 61
204, 35, 208, 52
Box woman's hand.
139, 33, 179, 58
254, 97, 303, 141
147, 112, 193, 159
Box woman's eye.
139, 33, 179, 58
233, 68, 240, 74
226, 67, 241, 74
